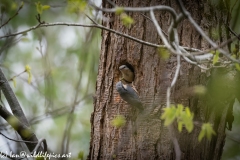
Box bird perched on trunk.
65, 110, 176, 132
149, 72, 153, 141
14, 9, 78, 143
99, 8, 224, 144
116, 81, 143, 111
119, 64, 134, 84
119, 64, 139, 94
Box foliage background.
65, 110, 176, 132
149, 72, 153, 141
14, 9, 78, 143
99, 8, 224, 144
0, 0, 100, 159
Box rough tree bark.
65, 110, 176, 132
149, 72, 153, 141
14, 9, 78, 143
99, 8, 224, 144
88, 0, 233, 159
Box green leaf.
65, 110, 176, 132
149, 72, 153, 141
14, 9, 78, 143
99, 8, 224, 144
13, 78, 16, 88
35, 2, 50, 14
198, 123, 216, 142
78, 151, 84, 160
120, 13, 134, 28
181, 107, 194, 133
25, 65, 32, 84
42, 5, 50, 10
28, 72, 32, 84
235, 63, 240, 71
205, 124, 216, 140
213, 51, 219, 65
184, 119, 194, 132
111, 115, 126, 128
198, 129, 205, 142
116, 7, 124, 15
35, 2, 42, 14
178, 121, 183, 132
176, 104, 184, 116
161, 106, 177, 126
185, 107, 191, 117
161, 104, 194, 133
158, 47, 170, 60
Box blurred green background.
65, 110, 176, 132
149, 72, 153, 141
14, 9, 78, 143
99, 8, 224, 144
0, 0, 100, 159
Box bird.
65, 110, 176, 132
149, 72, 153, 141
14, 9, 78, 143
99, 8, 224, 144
116, 81, 143, 111
119, 64, 135, 84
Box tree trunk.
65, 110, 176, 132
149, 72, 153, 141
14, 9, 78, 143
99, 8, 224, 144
88, 0, 231, 159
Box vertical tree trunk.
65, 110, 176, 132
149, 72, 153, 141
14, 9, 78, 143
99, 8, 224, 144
88, 0, 230, 159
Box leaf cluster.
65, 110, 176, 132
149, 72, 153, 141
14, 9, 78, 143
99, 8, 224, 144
35, 2, 50, 14
161, 104, 216, 142
161, 104, 194, 132
198, 123, 216, 142
115, 8, 134, 28
111, 115, 126, 128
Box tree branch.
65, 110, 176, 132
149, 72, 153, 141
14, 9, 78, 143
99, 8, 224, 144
176, 0, 240, 63
89, 3, 178, 20
0, 68, 29, 126
0, 105, 44, 152
0, 21, 202, 54
0, 2, 24, 29
91, 2, 240, 63
150, 10, 174, 52
150, 8, 182, 160
227, 25, 240, 41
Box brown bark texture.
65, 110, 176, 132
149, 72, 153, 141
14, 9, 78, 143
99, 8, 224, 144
88, 0, 236, 160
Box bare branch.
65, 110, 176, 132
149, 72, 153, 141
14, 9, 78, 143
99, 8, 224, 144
90, 3, 178, 20
8, 70, 26, 82
166, 41, 183, 160
227, 25, 240, 41
168, 125, 182, 160
0, 132, 37, 143
0, 105, 43, 152
180, 49, 211, 70
170, 49, 181, 88
0, 2, 24, 29
150, 10, 173, 51
0, 68, 30, 127
31, 138, 48, 153
0, 22, 204, 55
176, 0, 240, 63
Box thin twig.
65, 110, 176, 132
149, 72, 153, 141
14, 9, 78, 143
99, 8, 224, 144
0, 132, 38, 144
226, 134, 240, 143
191, 34, 240, 56
150, 6, 182, 159
0, 21, 200, 53
89, 2, 178, 20
31, 138, 48, 153
0, 2, 24, 29
227, 25, 240, 41
140, 13, 168, 37
150, 10, 173, 51
0, 68, 30, 127
176, 0, 240, 63
0, 105, 43, 152
8, 70, 26, 81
